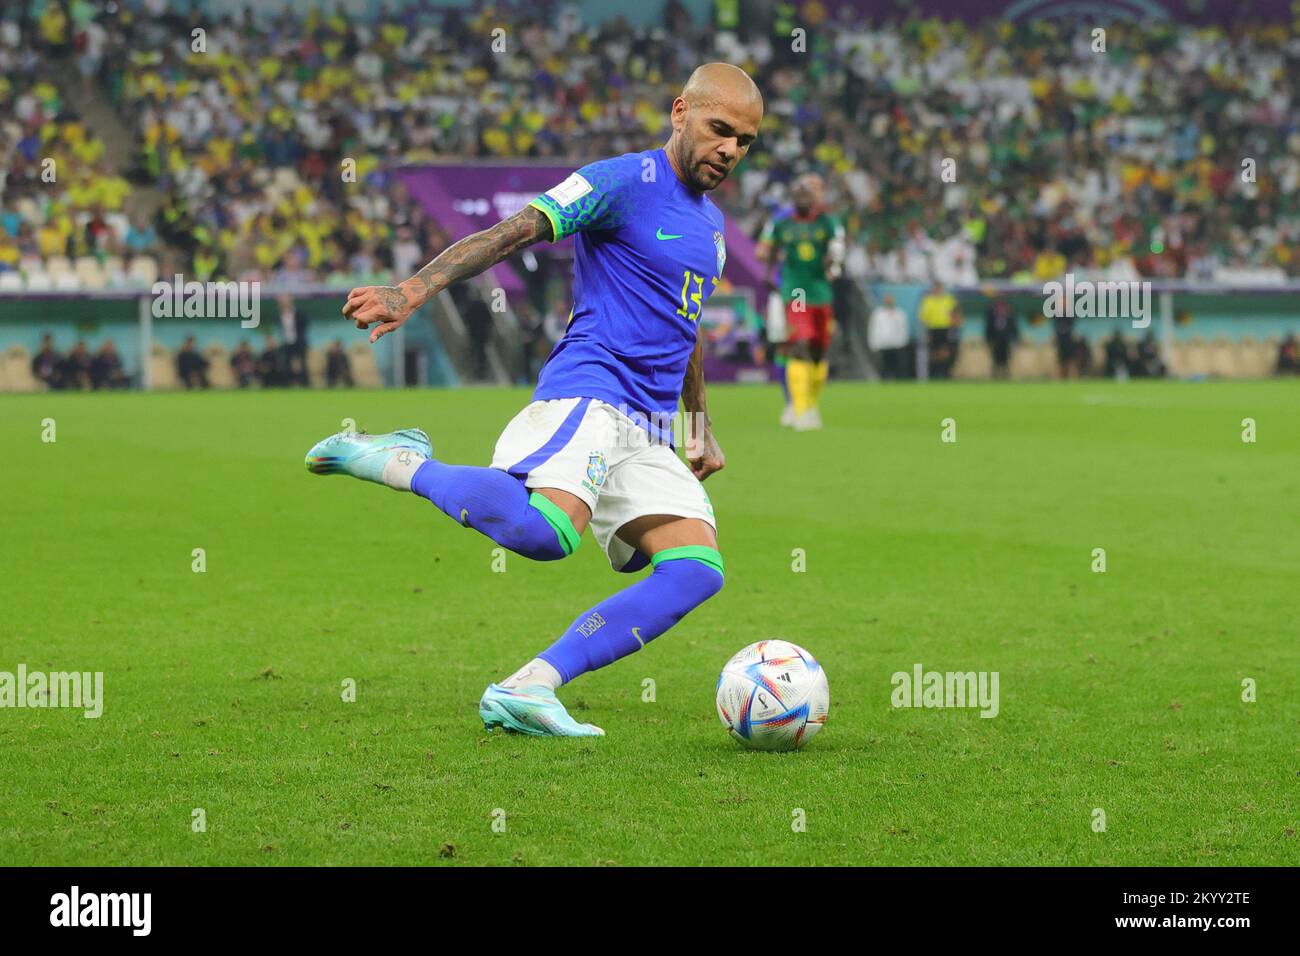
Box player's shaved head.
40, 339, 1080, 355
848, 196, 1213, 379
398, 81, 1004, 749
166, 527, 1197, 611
666, 63, 764, 193
680, 62, 764, 112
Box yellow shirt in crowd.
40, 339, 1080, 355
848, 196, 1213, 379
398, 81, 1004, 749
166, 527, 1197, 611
919, 292, 957, 329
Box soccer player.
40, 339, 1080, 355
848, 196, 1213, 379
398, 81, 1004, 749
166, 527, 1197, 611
756, 174, 844, 430
305, 64, 763, 737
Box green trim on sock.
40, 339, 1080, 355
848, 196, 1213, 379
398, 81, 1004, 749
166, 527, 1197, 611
651, 545, 724, 577
528, 492, 580, 555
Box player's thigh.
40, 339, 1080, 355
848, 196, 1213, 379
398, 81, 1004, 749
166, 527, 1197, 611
533, 487, 592, 535
617, 514, 717, 555
815, 306, 834, 353
801, 305, 829, 359
787, 308, 816, 360
786, 303, 816, 342
488, 397, 620, 535
591, 443, 718, 571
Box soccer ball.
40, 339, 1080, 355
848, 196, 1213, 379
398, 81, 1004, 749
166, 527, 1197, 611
715, 640, 829, 751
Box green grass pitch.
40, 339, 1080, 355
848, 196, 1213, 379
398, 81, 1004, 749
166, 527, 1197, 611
1, 380, 1296, 866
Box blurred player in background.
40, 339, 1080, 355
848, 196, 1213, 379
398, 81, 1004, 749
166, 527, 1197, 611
305, 63, 763, 738
758, 199, 793, 424
757, 174, 844, 430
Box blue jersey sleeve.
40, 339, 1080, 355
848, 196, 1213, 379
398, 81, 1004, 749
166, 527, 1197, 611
528, 154, 640, 241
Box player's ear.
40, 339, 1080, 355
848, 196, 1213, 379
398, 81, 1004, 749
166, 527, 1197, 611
670, 97, 688, 130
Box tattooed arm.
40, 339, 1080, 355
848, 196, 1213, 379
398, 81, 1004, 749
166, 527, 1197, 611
342, 205, 554, 343
682, 333, 725, 481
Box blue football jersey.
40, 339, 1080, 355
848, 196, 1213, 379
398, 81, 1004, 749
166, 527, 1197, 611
528, 148, 727, 430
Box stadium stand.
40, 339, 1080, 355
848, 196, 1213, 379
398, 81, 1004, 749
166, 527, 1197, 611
1, 1, 1298, 390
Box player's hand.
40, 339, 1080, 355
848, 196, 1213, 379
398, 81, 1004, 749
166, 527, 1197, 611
342, 285, 417, 343
687, 429, 725, 481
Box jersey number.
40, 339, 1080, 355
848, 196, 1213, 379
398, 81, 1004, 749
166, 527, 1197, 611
676, 270, 705, 324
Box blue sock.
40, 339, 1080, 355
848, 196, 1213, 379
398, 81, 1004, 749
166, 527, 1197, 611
538, 548, 724, 683
410, 460, 579, 560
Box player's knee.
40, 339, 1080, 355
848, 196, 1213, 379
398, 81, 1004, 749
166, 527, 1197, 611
653, 549, 725, 608
522, 491, 582, 560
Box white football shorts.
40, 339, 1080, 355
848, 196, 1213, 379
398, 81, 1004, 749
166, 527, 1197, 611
488, 397, 717, 571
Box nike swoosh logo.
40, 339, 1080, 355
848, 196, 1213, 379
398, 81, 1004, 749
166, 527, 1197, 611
459, 508, 470, 526
655, 228, 683, 240
631, 627, 644, 647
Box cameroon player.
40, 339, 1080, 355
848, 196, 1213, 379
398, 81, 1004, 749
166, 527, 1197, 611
757, 174, 844, 430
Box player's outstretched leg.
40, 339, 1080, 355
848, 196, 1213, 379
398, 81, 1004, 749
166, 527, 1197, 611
481, 547, 725, 737
304, 429, 579, 561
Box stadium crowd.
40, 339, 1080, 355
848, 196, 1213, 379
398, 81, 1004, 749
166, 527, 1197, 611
3, 0, 1297, 288
2, 0, 1299, 390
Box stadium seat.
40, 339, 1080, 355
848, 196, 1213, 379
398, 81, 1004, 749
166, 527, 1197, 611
148, 343, 179, 390
1089, 338, 1107, 372
75, 257, 108, 289
1184, 336, 1212, 377
1208, 335, 1236, 378
204, 343, 234, 388
2, 345, 41, 392
128, 256, 159, 285
0, 272, 23, 291
0, 347, 12, 392
1008, 342, 1037, 379
45, 255, 73, 280
307, 346, 327, 387
952, 339, 992, 379
23, 270, 53, 290
1255, 340, 1273, 377
348, 342, 381, 387
53, 272, 83, 291
1262, 337, 1282, 376
1247, 341, 1271, 378
1231, 335, 1259, 378
1010, 341, 1052, 379
1166, 339, 1188, 377
102, 255, 128, 287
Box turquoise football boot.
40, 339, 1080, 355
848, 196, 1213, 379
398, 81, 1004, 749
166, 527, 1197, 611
304, 427, 432, 484
479, 684, 605, 737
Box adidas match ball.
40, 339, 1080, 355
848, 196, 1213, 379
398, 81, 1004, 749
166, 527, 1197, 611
715, 640, 829, 751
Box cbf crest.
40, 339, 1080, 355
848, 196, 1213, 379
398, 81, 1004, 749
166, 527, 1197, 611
585, 451, 608, 493
713, 230, 726, 276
